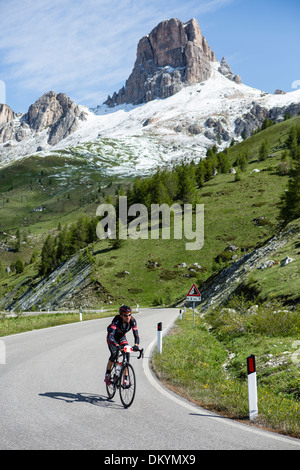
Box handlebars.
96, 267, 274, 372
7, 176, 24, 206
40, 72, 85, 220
119, 345, 144, 359
137, 348, 144, 359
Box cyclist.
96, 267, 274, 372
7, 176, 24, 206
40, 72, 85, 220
105, 305, 140, 386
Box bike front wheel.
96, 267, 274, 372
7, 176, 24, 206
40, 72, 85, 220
119, 363, 136, 408
106, 364, 117, 399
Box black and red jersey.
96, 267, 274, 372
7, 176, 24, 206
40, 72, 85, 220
107, 315, 140, 346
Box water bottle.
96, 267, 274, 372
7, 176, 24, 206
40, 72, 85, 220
115, 362, 121, 376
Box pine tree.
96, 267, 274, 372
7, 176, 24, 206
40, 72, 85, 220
237, 153, 248, 171
15, 258, 24, 274
109, 218, 125, 250
152, 176, 172, 205
217, 152, 230, 173
176, 162, 199, 203
14, 228, 21, 252
196, 161, 206, 187
39, 235, 56, 275
258, 139, 269, 161
0, 259, 5, 277
56, 226, 69, 263
280, 148, 300, 222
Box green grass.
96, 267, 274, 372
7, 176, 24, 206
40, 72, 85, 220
228, 115, 300, 162
1, 115, 299, 309
242, 218, 300, 304
0, 151, 292, 308
0, 309, 116, 337
152, 308, 300, 438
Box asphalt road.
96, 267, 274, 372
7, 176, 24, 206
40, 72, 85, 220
0, 307, 299, 450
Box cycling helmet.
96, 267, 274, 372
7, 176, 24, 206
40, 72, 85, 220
119, 305, 131, 315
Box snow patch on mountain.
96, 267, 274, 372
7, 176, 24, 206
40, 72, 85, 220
1, 63, 300, 175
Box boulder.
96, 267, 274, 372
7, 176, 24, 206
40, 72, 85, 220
257, 260, 275, 269
280, 256, 295, 266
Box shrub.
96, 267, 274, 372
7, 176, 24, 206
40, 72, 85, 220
206, 300, 300, 338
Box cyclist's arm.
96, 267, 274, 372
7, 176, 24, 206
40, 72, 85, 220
131, 318, 140, 345
107, 324, 118, 345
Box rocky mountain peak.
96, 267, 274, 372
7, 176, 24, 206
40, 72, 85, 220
218, 57, 241, 84
0, 91, 87, 149
27, 91, 86, 145
105, 17, 217, 107
0, 104, 16, 127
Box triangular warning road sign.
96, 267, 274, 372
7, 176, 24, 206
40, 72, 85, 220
187, 284, 201, 297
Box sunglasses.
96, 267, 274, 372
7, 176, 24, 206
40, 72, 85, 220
123, 314, 131, 317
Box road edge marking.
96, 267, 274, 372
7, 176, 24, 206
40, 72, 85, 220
142, 317, 300, 448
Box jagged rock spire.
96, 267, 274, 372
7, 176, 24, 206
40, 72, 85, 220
105, 18, 217, 106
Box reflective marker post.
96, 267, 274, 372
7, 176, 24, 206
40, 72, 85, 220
247, 355, 258, 420
157, 322, 162, 354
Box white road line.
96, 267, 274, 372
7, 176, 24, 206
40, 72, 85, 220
142, 318, 300, 448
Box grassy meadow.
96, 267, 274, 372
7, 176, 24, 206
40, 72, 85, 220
152, 306, 300, 438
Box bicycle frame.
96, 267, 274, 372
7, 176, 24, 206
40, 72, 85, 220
114, 346, 143, 381
106, 345, 143, 407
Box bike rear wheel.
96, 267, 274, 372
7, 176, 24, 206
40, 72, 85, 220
106, 364, 117, 399
119, 363, 136, 408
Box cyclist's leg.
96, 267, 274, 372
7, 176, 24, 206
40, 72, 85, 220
119, 337, 130, 382
105, 338, 119, 383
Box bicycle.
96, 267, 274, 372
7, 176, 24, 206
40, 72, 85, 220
105, 345, 144, 408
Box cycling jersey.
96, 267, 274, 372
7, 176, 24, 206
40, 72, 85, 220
107, 315, 140, 346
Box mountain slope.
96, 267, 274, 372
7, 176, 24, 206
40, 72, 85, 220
197, 218, 300, 311
1, 18, 300, 174
1, 115, 299, 311
2, 63, 299, 175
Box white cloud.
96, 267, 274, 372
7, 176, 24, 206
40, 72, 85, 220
0, 0, 234, 109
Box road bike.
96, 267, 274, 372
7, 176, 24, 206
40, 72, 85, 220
106, 345, 144, 408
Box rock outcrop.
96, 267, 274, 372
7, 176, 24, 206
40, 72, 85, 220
218, 57, 241, 84
0, 250, 113, 312
0, 103, 31, 144
27, 91, 86, 145
183, 222, 300, 312
0, 104, 15, 126
0, 91, 87, 147
235, 102, 300, 138
105, 18, 217, 106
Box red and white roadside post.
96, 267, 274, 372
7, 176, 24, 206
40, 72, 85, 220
157, 322, 162, 354
247, 355, 258, 421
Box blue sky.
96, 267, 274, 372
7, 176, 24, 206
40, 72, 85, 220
0, 0, 299, 112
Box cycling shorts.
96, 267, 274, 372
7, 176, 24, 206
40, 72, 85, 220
107, 335, 129, 362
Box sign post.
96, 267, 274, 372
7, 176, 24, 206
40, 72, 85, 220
247, 355, 258, 420
186, 284, 201, 326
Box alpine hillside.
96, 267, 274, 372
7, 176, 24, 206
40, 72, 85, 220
0, 17, 299, 313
